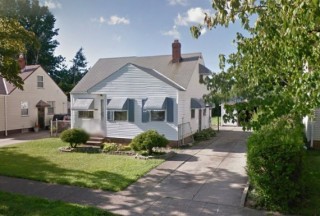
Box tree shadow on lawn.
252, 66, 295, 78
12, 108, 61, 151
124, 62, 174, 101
0, 147, 135, 192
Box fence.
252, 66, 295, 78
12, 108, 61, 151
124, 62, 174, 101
50, 120, 71, 137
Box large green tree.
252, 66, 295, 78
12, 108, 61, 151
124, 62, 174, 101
192, 0, 320, 130
0, 18, 37, 89
0, 0, 63, 75
53, 48, 88, 99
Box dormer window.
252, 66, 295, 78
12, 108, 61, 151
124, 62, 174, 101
37, 76, 44, 88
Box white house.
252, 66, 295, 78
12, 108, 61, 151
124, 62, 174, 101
0, 56, 68, 136
70, 40, 212, 145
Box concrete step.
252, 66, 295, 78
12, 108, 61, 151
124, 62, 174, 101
86, 136, 104, 147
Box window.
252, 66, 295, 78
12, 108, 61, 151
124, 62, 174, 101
78, 111, 94, 118
203, 108, 206, 116
107, 111, 128, 121
37, 76, 44, 88
47, 101, 55, 115
191, 109, 195, 119
21, 101, 28, 116
151, 110, 165, 121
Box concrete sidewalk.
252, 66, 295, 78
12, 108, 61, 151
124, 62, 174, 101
0, 128, 265, 215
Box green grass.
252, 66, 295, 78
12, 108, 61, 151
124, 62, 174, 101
0, 191, 114, 216
293, 150, 320, 215
0, 138, 163, 191
211, 117, 220, 126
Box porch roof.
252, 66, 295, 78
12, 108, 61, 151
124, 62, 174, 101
36, 100, 50, 108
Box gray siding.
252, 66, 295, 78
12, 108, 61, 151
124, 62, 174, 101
80, 64, 178, 140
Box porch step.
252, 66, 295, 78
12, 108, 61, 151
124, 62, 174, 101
85, 136, 104, 147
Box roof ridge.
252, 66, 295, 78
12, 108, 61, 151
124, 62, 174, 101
98, 52, 202, 61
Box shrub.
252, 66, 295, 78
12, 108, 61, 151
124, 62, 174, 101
130, 130, 169, 155
247, 117, 305, 212
102, 143, 118, 152
60, 128, 89, 148
194, 128, 216, 141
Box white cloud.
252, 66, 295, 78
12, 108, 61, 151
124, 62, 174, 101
175, 7, 210, 26
107, 15, 130, 25
162, 25, 180, 39
44, 0, 61, 9
168, 0, 188, 6
91, 16, 106, 24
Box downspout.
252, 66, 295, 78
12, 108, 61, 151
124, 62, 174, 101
4, 96, 8, 136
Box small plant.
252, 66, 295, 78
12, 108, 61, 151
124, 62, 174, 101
194, 128, 216, 141
130, 130, 169, 155
102, 143, 118, 152
60, 128, 89, 148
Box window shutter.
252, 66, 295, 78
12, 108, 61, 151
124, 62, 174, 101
166, 98, 174, 123
142, 99, 149, 123
107, 111, 112, 121
128, 99, 135, 122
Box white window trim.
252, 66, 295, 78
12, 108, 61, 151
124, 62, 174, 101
78, 110, 94, 119
37, 76, 44, 88
150, 110, 166, 122
47, 101, 55, 115
108, 110, 128, 122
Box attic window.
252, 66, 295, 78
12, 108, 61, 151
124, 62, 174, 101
37, 76, 44, 88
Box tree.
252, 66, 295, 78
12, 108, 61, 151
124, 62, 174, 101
53, 48, 88, 99
0, 0, 63, 76
0, 18, 38, 89
191, 0, 320, 130
70, 47, 88, 85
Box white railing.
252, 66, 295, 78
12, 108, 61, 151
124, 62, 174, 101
50, 120, 71, 137
178, 122, 194, 145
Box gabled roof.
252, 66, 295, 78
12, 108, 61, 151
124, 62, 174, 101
72, 53, 210, 93
0, 65, 40, 95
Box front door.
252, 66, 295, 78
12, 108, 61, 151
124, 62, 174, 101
198, 109, 202, 131
38, 108, 45, 129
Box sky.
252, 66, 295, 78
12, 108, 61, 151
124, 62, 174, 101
40, 0, 244, 72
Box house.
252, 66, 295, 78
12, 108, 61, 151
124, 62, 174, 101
304, 110, 320, 149
0, 55, 68, 136
70, 40, 212, 145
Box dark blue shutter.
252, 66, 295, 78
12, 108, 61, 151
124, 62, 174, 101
142, 99, 149, 123
128, 99, 135, 122
166, 98, 174, 123
107, 111, 112, 121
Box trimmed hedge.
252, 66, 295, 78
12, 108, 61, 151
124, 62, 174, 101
247, 117, 305, 212
130, 130, 168, 155
60, 128, 89, 148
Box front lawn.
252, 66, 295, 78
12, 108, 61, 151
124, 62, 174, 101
0, 191, 114, 216
0, 138, 163, 191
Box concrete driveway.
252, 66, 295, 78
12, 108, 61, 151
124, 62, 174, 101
0, 131, 50, 147
0, 127, 264, 215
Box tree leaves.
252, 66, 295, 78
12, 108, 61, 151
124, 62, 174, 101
192, 0, 320, 130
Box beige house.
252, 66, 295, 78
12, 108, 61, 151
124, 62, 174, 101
0, 60, 67, 136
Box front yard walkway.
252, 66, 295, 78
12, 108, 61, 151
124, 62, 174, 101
0, 127, 266, 215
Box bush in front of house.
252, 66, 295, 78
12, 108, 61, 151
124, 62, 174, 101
130, 130, 169, 155
102, 143, 118, 152
60, 128, 89, 148
247, 117, 305, 212
194, 128, 216, 141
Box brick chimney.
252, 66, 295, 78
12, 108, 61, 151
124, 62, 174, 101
172, 39, 182, 63
18, 54, 26, 71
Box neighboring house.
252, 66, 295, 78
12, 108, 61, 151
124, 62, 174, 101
220, 98, 243, 126
70, 40, 212, 145
304, 110, 320, 149
0, 56, 68, 136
